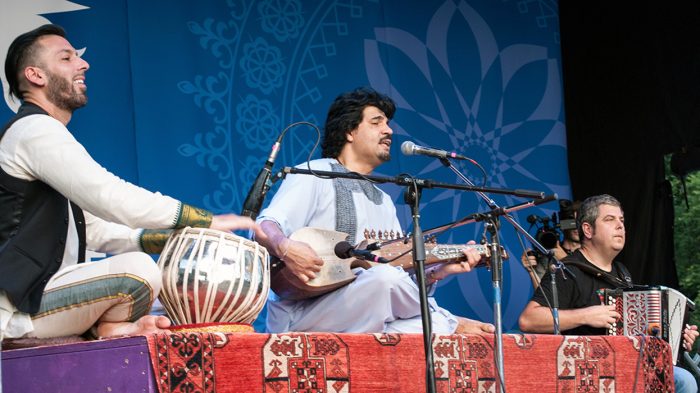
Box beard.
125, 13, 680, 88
45, 70, 88, 111
378, 137, 392, 162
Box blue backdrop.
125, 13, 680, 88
0, 0, 568, 332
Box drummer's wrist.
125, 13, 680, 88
175, 203, 213, 228
139, 229, 173, 254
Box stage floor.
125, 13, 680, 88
2, 332, 675, 392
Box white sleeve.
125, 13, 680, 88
257, 163, 327, 236
84, 210, 142, 253
2, 115, 179, 229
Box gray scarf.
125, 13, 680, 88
330, 162, 383, 243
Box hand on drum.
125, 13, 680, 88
431, 241, 482, 280
210, 214, 264, 238
280, 238, 324, 283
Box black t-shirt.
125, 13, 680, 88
530, 249, 633, 335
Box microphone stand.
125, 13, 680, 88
404, 181, 436, 393
481, 212, 506, 392
277, 166, 550, 392
424, 201, 571, 336
436, 158, 570, 392
549, 256, 561, 334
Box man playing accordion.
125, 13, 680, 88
519, 194, 699, 393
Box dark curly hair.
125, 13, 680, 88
5, 24, 66, 101
321, 87, 396, 158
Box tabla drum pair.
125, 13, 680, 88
157, 227, 269, 325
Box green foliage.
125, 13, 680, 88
668, 161, 700, 327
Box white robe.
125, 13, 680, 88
257, 158, 459, 333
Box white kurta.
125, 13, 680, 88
0, 113, 181, 337
0, 114, 180, 239
258, 158, 459, 334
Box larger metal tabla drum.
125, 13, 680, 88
157, 227, 270, 325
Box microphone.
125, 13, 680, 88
401, 140, 468, 160
241, 137, 282, 219
334, 241, 389, 263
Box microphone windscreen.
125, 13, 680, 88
400, 141, 416, 156
334, 241, 354, 259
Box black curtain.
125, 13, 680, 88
559, 1, 700, 286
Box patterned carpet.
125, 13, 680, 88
147, 332, 674, 392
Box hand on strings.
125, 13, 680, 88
433, 241, 482, 280
279, 238, 324, 283
583, 304, 620, 329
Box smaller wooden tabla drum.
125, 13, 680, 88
157, 227, 269, 325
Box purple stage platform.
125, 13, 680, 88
2, 336, 156, 392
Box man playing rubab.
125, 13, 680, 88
256, 87, 493, 334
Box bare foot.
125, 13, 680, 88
96, 315, 172, 338
455, 317, 495, 336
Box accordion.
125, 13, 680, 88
602, 286, 695, 364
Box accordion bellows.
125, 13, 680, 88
603, 286, 695, 364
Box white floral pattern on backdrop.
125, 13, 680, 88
0, 0, 566, 331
